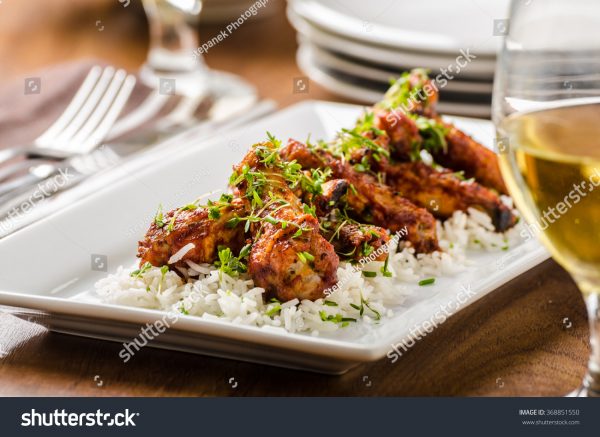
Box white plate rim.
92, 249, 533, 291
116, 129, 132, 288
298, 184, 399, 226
289, 0, 504, 57
296, 48, 492, 118
301, 43, 494, 95
287, 8, 496, 78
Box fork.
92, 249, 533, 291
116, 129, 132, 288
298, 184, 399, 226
0, 146, 121, 214
0, 99, 277, 235
0, 66, 136, 168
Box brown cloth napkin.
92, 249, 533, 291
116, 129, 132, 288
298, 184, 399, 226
0, 59, 160, 149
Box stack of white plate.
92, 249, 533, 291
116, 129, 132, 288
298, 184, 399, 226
287, 0, 510, 117
202, 0, 279, 23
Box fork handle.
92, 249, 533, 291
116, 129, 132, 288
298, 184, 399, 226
0, 146, 72, 165
0, 170, 51, 198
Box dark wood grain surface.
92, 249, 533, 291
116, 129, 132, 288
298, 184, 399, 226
0, 0, 590, 396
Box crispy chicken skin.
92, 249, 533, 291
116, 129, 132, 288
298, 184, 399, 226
137, 198, 247, 268
372, 109, 422, 161
372, 108, 508, 195
230, 142, 339, 302
339, 133, 516, 231
437, 123, 508, 194
308, 178, 391, 261
322, 221, 390, 262
378, 68, 439, 118
383, 161, 516, 231
280, 139, 440, 253
306, 178, 349, 217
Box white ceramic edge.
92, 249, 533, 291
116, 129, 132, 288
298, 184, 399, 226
296, 48, 492, 118
302, 43, 494, 95
287, 8, 496, 78
289, 0, 500, 58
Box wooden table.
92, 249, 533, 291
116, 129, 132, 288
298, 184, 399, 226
0, 0, 590, 396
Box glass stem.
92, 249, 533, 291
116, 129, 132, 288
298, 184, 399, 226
583, 292, 600, 396
143, 0, 205, 76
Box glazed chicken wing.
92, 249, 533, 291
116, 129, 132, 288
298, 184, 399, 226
280, 139, 439, 253
229, 142, 339, 302
338, 131, 516, 231
321, 220, 390, 262
437, 123, 508, 194
137, 197, 248, 269
383, 161, 516, 231
306, 178, 391, 261
372, 109, 508, 194
377, 68, 439, 118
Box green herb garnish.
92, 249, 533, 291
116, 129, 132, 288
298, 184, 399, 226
130, 262, 152, 279
418, 277, 436, 286
266, 304, 282, 317
215, 246, 248, 278
297, 251, 315, 264
381, 256, 392, 278
154, 204, 165, 228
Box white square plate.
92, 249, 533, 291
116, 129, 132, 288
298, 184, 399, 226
0, 101, 549, 374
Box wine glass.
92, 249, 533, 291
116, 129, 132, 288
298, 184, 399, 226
493, 0, 600, 396
140, 0, 256, 101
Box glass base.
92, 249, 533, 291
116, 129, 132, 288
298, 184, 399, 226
566, 371, 600, 397
566, 386, 599, 397
137, 64, 257, 133
139, 62, 256, 101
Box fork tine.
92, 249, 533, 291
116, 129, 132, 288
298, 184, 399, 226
106, 90, 169, 141
67, 69, 128, 152
45, 67, 116, 149
35, 66, 103, 147
75, 73, 136, 154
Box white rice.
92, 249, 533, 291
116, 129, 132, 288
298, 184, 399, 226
95, 202, 522, 335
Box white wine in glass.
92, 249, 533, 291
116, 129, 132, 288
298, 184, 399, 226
493, 0, 600, 396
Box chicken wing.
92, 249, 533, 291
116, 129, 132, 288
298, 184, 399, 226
376, 68, 439, 118
372, 109, 508, 194
229, 142, 339, 302
383, 161, 516, 231
437, 122, 508, 194
137, 197, 248, 268
280, 139, 439, 253
306, 178, 391, 262
340, 122, 516, 231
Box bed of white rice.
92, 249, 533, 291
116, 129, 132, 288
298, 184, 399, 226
95, 198, 522, 335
